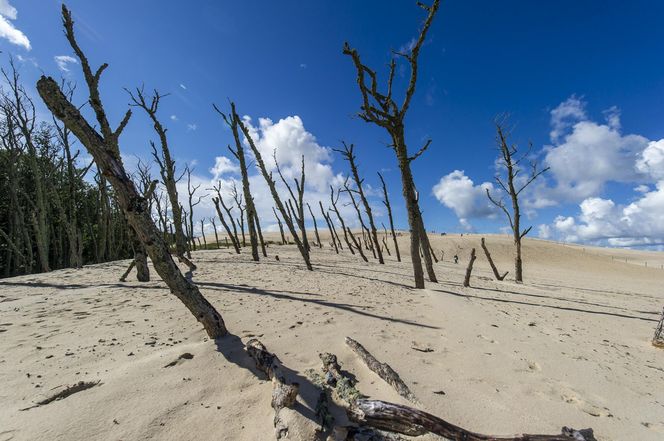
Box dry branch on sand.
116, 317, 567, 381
19, 381, 101, 411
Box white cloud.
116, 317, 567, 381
0, 0, 30, 50
432, 170, 496, 228
543, 101, 650, 202
179, 83, 187, 90
546, 183, 664, 247
209, 156, 239, 181
549, 95, 586, 143
187, 123, 197, 131
636, 139, 664, 181
170, 114, 178, 122
54, 55, 78, 72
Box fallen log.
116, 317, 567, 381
481, 238, 508, 281
345, 337, 418, 404
348, 399, 597, 441
119, 259, 136, 282
463, 247, 477, 288
245, 339, 299, 439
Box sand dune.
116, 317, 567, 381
0, 234, 662, 440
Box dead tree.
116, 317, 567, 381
253, 204, 268, 257
37, 5, 226, 338
319, 201, 339, 254
486, 117, 549, 283
185, 165, 205, 252
307, 203, 322, 248
330, 186, 355, 254
199, 219, 208, 249
126, 87, 195, 271
481, 237, 508, 281
377, 172, 400, 262
214, 102, 260, 260
343, 0, 440, 288
463, 248, 476, 288
272, 207, 287, 245
211, 181, 241, 248
211, 182, 241, 254
336, 142, 384, 263
343, 177, 377, 260
236, 112, 312, 270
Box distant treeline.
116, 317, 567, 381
0, 62, 133, 278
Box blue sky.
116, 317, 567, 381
2, 1, 664, 247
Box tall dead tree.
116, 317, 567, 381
214, 102, 260, 260
127, 87, 195, 271
37, 5, 226, 338
377, 172, 400, 262
329, 186, 355, 254
275, 154, 311, 253
210, 216, 220, 249
211, 182, 241, 254
307, 203, 322, 248
236, 112, 313, 270
336, 142, 384, 263
481, 237, 508, 281
486, 117, 549, 283
342, 178, 375, 259
343, 0, 440, 288
230, 181, 246, 247
253, 203, 268, 257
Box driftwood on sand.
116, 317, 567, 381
245, 339, 299, 439
348, 399, 597, 441
345, 336, 418, 404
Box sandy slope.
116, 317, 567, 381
0, 234, 662, 441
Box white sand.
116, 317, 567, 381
0, 233, 662, 440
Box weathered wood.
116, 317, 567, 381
481, 237, 508, 281
119, 259, 136, 282
245, 339, 299, 438
320, 201, 339, 254
346, 228, 368, 262
345, 337, 418, 404
653, 307, 664, 348
463, 247, 477, 287
37, 5, 227, 339
349, 400, 597, 441
307, 202, 322, 248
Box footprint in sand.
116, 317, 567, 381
561, 391, 612, 418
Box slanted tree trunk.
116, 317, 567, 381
236, 113, 312, 270
37, 5, 226, 338
653, 307, 664, 348
346, 227, 368, 262
336, 142, 384, 263
200, 219, 208, 249
254, 209, 268, 257
481, 237, 508, 281
463, 248, 476, 288
211, 217, 220, 249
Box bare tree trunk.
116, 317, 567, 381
463, 248, 476, 288
212, 196, 240, 254
200, 219, 208, 249
330, 186, 355, 255
481, 237, 508, 281
337, 142, 384, 263
211, 217, 220, 249
346, 227, 368, 262
253, 209, 268, 257
37, 6, 226, 338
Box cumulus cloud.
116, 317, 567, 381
54, 55, 78, 72
544, 183, 664, 247
549, 95, 586, 143
0, 0, 30, 50
209, 156, 239, 181
636, 139, 664, 180
432, 170, 496, 229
